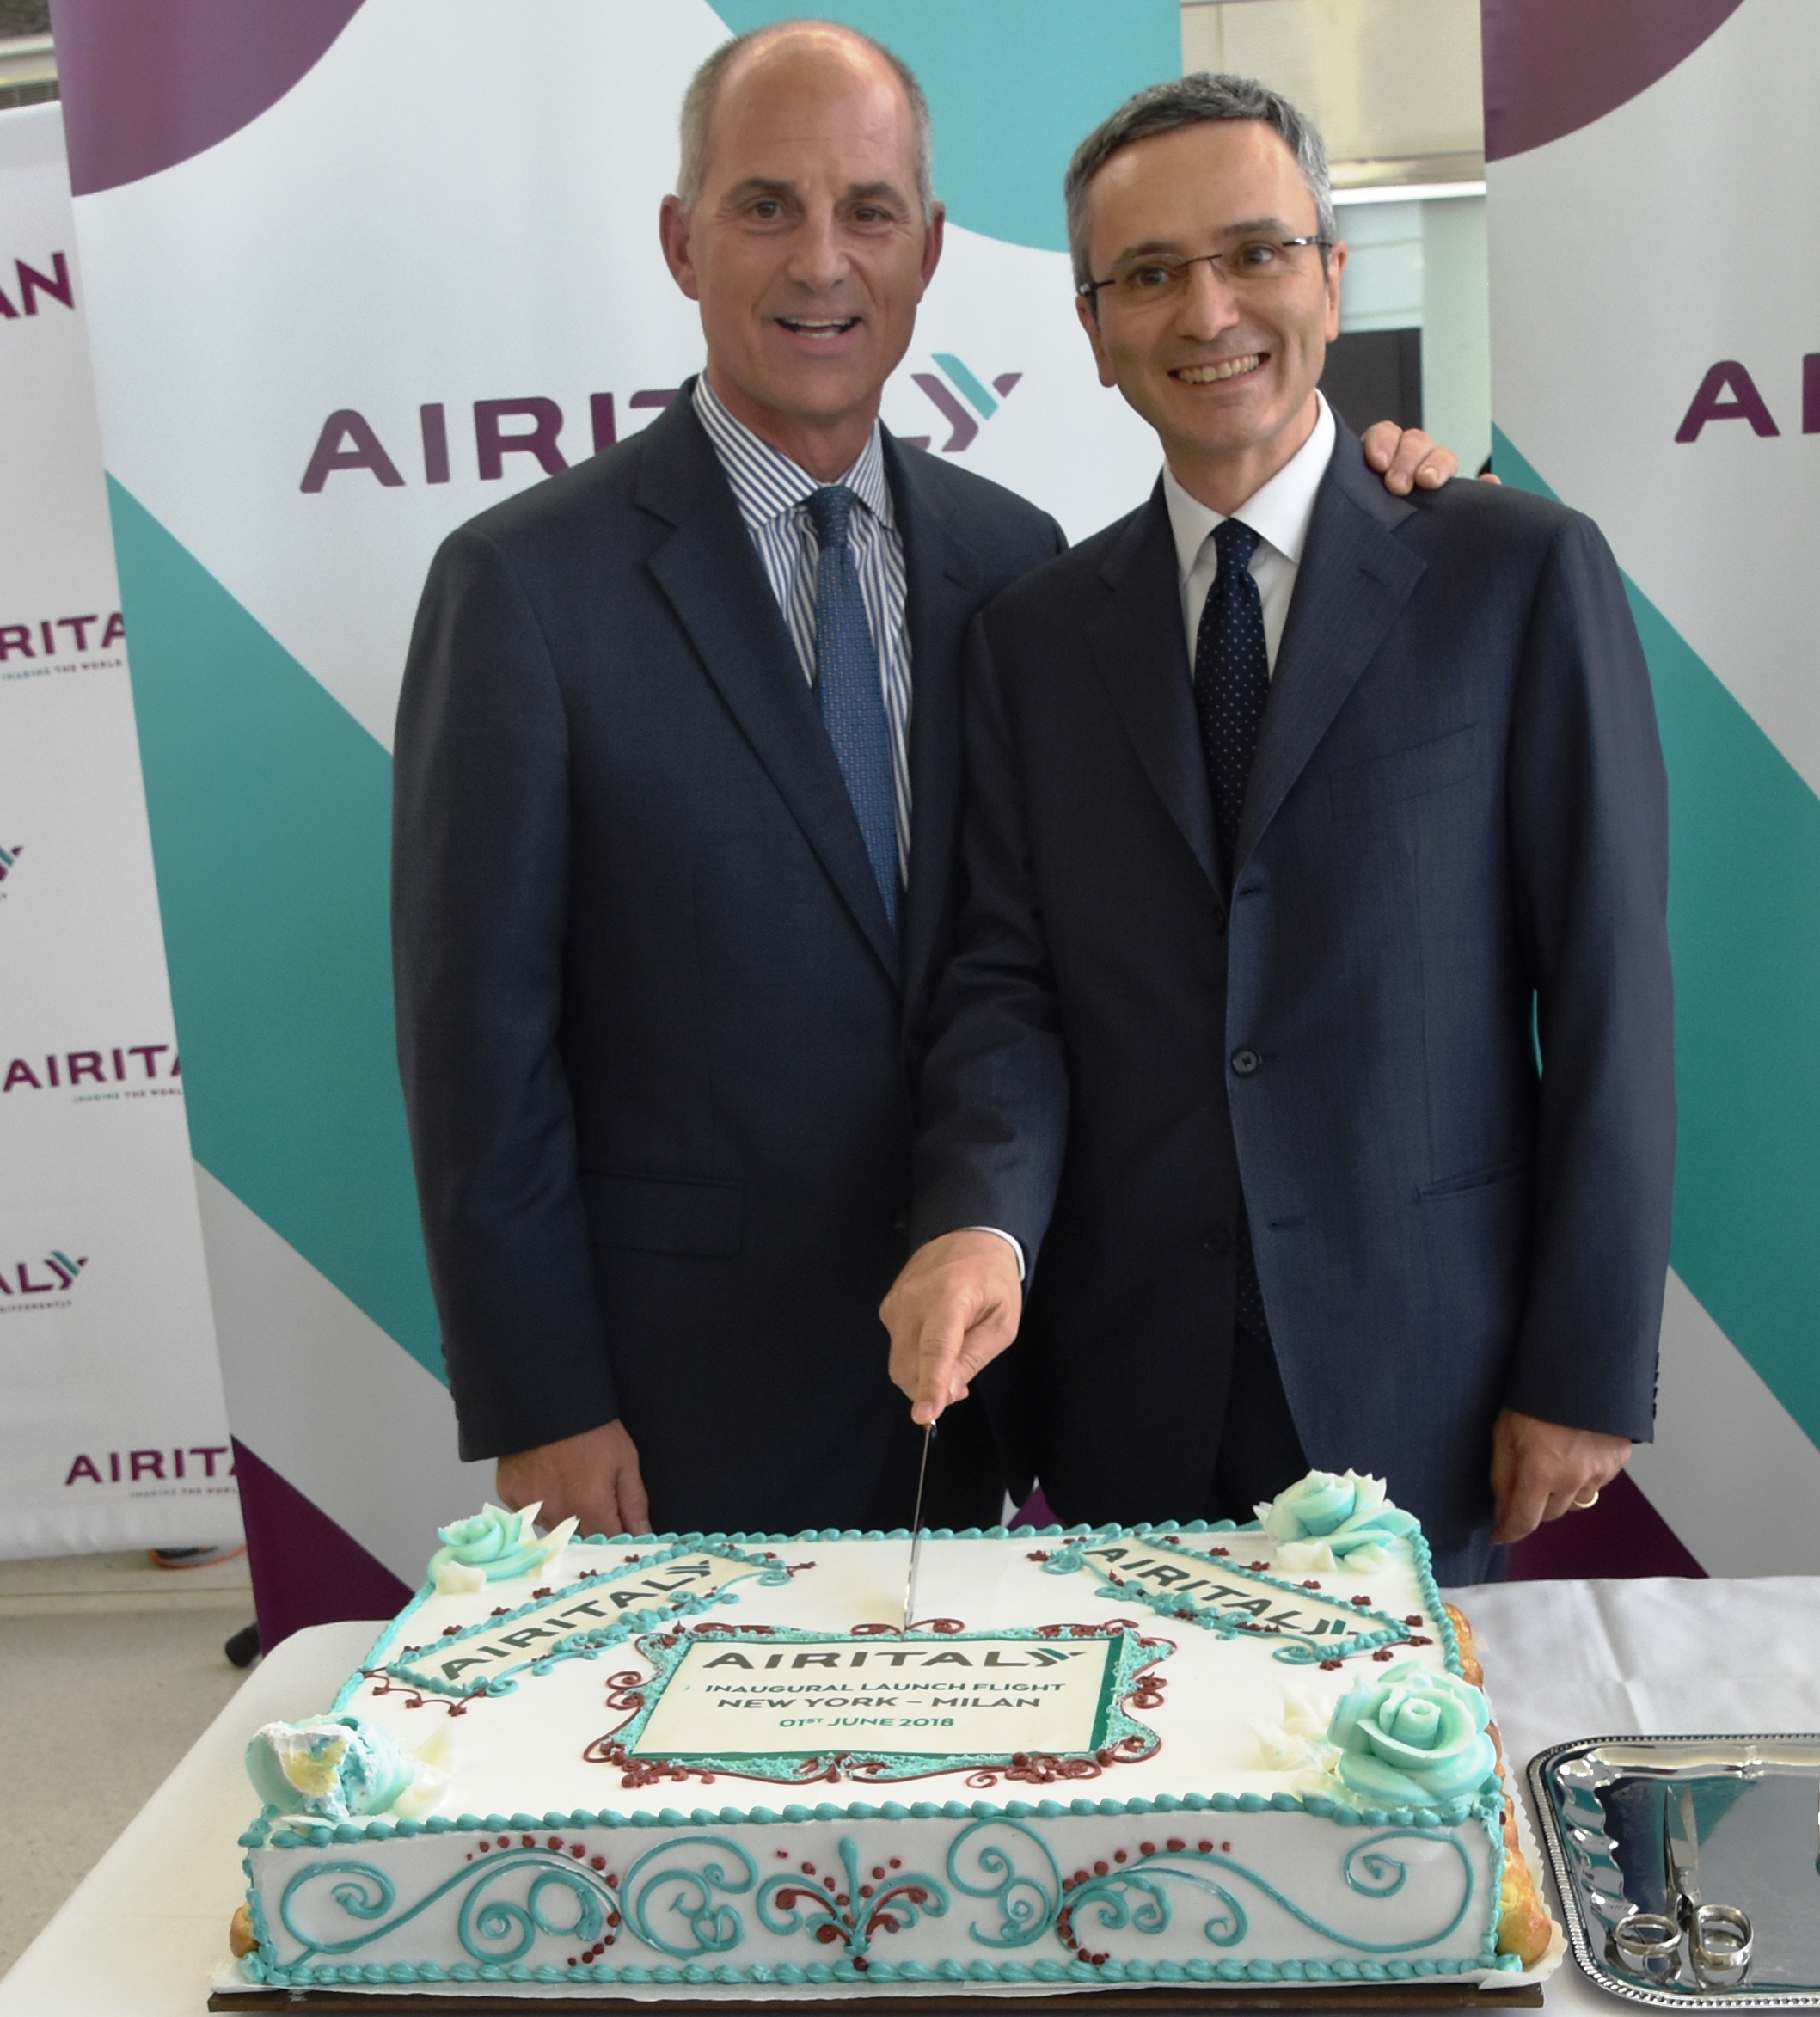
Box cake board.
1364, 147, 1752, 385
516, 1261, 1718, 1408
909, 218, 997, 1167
209, 1982, 1544, 2012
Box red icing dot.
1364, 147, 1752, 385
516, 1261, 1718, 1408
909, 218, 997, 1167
608, 1910, 620, 1928
1166, 1839, 1185, 1854
775, 1889, 796, 1910
1406, 1615, 1425, 1627
777, 1850, 790, 1861
570, 1844, 585, 1859
1139, 1842, 1155, 1856
801, 1862, 816, 1875
1321, 1658, 1343, 1671
1113, 1850, 1126, 1863
1372, 1648, 1395, 1661
477, 1842, 489, 1854
548, 1836, 562, 1850
521, 1834, 535, 1848
823, 1875, 836, 1893
498, 1836, 511, 1848
872, 1866, 885, 1879
1222, 1841, 1233, 1853
860, 1885, 873, 1898
1094, 1861, 1109, 1876
1198, 1840, 1214, 1854
815, 1924, 840, 1945
889, 1858, 901, 1869
590, 1855, 605, 1871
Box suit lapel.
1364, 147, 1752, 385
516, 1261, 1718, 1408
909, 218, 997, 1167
637, 394, 900, 983
1233, 427, 1426, 876
1089, 487, 1219, 887
888, 436, 979, 1024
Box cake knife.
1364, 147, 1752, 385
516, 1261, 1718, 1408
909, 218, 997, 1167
900, 1420, 934, 1635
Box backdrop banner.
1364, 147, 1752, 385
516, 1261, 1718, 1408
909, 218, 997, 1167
1484, 0, 1819, 1573
0, 101, 238, 1558
49, 0, 1176, 1638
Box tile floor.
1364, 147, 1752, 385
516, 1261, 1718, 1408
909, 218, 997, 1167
0, 1548, 255, 1977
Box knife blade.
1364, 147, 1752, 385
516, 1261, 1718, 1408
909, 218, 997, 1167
901, 1420, 935, 1635
1664, 1782, 1701, 1921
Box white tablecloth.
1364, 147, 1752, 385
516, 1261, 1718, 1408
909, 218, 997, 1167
4, 1577, 1816, 2014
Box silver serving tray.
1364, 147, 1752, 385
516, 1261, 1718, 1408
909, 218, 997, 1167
1529, 1736, 1820, 2008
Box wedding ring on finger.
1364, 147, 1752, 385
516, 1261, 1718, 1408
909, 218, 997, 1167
1572, 1489, 1601, 1510
1612, 1910, 1683, 1980
1691, 1903, 1753, 1981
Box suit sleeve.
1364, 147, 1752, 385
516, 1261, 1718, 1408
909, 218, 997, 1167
910, 610, 1071, 1269
1502, 510, 1674, 1438
392, 526, 616, 1461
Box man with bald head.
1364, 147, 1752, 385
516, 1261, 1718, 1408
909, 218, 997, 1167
392, 23, 1456, 1540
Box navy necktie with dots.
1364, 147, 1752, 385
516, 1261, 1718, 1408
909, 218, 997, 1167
1192, 516, 1270, 880
1192, 515, 1272, 1345
805, 484, 898, 932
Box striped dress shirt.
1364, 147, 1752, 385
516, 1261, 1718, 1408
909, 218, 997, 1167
692, 374, 912, 890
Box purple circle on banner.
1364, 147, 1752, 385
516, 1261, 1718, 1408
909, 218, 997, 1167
51, 0, 366, 197
1481, 0, 1747, 162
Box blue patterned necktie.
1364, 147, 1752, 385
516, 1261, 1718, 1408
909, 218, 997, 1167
1192, 515, 1272, 1345
805, 484, 898, 931
1192, 517, 1271, 878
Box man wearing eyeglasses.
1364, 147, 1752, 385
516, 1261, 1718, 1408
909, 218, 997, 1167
882, 74, 1673, 1583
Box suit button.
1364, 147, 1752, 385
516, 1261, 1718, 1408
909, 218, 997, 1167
1202, 1225, 1231, 1255
1230, 1047, 1260, 1076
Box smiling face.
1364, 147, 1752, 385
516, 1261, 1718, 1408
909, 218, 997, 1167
1074, 117, 1345, 512
659, 29, 943, 481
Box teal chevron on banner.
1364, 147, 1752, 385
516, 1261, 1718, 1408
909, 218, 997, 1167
1493, 426, 1820, 1450
106, 478, 444, 1381
708, 0, 1182, 253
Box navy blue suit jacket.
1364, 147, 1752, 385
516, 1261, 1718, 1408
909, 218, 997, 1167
393, 389, 1062, 1535
911, 426, 1674, 1549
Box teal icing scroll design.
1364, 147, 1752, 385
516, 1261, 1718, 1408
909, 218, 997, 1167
620, 1834, 757, 1959
756, 1836, 947, 1960
1039, 1534, 1416, 1664
946, 1817, 1061, 1948
276, 1850, 615, 1966
1060, 1831, 1474, 1960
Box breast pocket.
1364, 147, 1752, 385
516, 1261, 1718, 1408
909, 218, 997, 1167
1327, 723, 1480, 821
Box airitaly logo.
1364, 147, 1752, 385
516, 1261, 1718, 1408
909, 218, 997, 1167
2, 1043, 181, 1101
0, 609, 126, 681
65, 1444, 234, 1488
0, 250, 72, 321
900, 353, 1022, 454
1676, 354, 1820, 441
0, 837, 21, 891
299, 361, 1026, 493
0, 1247, 86, 1311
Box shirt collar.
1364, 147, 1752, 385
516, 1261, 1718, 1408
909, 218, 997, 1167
1161, 390, 1336, 580
693, 372, 894, 533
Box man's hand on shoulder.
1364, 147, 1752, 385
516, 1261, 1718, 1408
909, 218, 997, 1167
1360, 421, 1461, 496
882, 1230, 1023, 1427
496, 1419, 653, 1539
1489, 1407, 1632, 1544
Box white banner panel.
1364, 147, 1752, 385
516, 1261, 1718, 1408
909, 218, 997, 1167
0, 101, 237, 1557
55, 0, 1179, 1634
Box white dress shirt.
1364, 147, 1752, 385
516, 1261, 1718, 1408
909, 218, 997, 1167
1162, 390, 1336, 675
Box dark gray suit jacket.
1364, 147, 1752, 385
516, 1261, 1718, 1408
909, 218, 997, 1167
393, 389, 1062, 1536
912, 425, 1674, 1548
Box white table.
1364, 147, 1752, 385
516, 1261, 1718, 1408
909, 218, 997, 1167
4, 1578, 1817, 2014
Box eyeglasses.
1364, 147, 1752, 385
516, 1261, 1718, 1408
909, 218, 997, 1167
1079, 237, 1331, 309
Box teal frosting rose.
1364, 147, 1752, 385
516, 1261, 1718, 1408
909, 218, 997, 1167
1327, 1663, 1497, 1805
245, 1714, 421, 1821
1256, 1469, 1418, 1570
426, 1501, 574, 1591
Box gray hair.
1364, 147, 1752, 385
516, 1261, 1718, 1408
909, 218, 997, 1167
1064, 72, 1337, 295
677, 20, 935, 223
